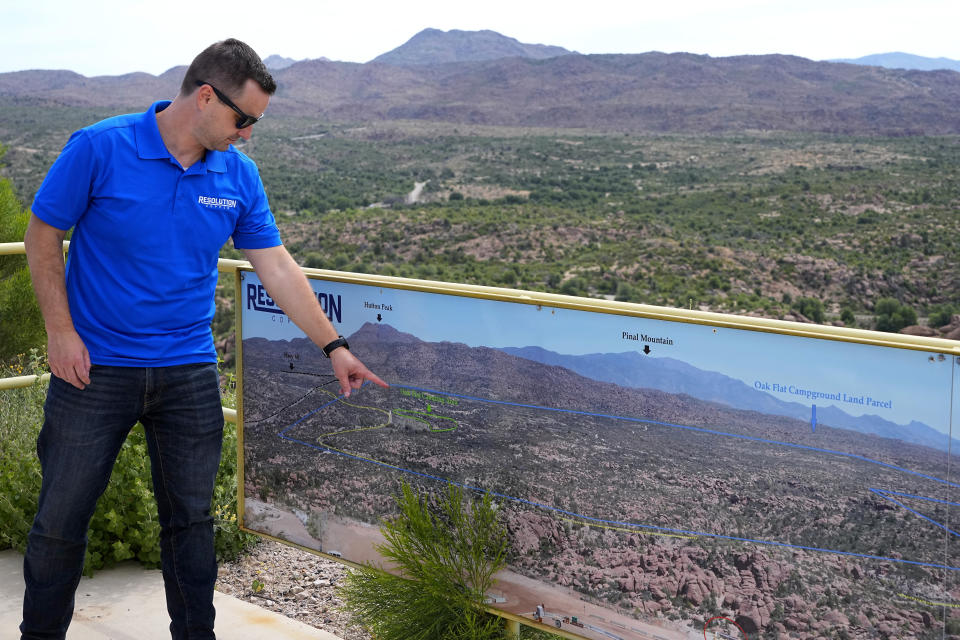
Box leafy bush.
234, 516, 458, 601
840, 307, 856, 327
0, 352, 256, 573
928, 304, 956, 329
874, 297, 917, 333
0, 351, 46, 551
793, 297, 825, 324
0, 169, 45, 361
559, 277, 588, 297
340, 482, 549, 640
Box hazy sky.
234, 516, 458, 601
3, 0, 960, 77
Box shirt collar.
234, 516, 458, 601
134, 100, 227, 174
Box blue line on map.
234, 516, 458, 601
284, 395, 343, 430
811, 404, 817, 434
874, 489, 960, 508
272, 381, 960, 572
869, 488, 960, 539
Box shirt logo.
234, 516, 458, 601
198, 195, 237, 209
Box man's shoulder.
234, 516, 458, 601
80, 110, 143, 142
218, 145, 264, 182
223, 145, 259, 170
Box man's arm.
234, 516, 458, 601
243, 245, 387, 397
24, 214, 91, 389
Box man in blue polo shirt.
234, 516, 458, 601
21, 39, 386, 640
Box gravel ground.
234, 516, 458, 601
215, 539, 372, 640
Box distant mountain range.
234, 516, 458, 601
374, 31, 960, 72
500, 346, 958, 453
5, 30, 960, 134
371, 28, 574, 65
832, 52, 960, 73
264, 54, 313, 70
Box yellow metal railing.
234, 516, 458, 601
0, 241, 244, 423
0, 372, 50, 390
0, 241, 31, 255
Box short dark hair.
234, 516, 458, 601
181, 38, 276, 98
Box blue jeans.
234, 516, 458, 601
20, 363, 224, 640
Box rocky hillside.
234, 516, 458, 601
371, 28, 573, 65
5, 46, 960, 134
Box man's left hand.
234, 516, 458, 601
330, 348, 388, 397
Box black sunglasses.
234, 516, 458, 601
196, 80, 263, 128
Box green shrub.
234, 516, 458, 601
874, 297, 917, 333
0, 172, 45, 361
559, 277, 587, 297
840, 307, 856, 326
615, 282, 634, 302
0, 351, 46, 551
928, 304, 956, 328
339, 482, 550, 640
0, 353, 256, 573
793, 297, 825, 323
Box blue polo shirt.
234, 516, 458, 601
32, 100, 282, 367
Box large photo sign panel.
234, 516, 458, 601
238, 269, 959, 640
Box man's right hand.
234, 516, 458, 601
48, 329, 91, 389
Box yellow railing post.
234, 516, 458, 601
0, 240, 69, 256
0, 373, 50, 390
0, 241, 28, 255
504, 619, 520, 639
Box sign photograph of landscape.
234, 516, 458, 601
238, 268, 959, 640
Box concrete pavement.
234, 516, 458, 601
0, 550, 344, 639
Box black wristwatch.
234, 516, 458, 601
322, 336, 349, 358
